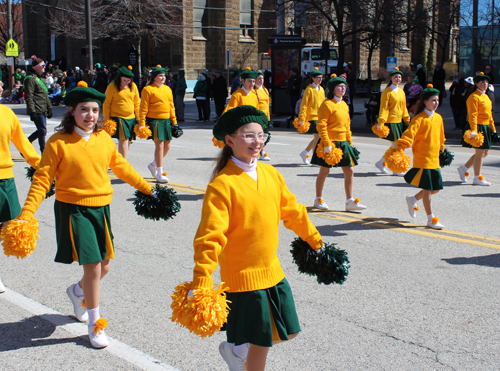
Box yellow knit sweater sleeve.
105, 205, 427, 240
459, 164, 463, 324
167, 86, 177, 125
11, 114, 41, 169
401, 91, 411, 124
377, 88, 391, 125
139, 86, 151, 126
223, 90, 243, 114
133, 83, 140, 119
317, 100, 334, 148
397, 116, 419, 150
466, 91, 481, 132
344, 101, 353, 145
103, 83, 115, 120
298, 86, 312, 123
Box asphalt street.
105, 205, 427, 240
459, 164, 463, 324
1, 96, 500, 371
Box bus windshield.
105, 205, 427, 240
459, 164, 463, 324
310, 49, 338, 61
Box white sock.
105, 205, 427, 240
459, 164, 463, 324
156, 167, 163, 176
74, 281, 84, 297
427, 213, 435, 222
87, 307, 100, 326
377, 157, 385, 164
346, 197, 354, 205
315, 196, 323, 201
409, 195, 418, 204
460, 165, 469, 171
233, 343, 250, 360
301, 149, 309, 156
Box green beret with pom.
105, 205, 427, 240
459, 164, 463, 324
63, 81, 106, 107
213, 105, 268, 143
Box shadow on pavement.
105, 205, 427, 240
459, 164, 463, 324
176, 157, 215, 162
462, 193, 500, 198
177, 194, 205, 201
442, 253, 500, 268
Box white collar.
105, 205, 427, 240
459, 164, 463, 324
232, 155, 257, 172
333, 96, 342, 103
74, 125, 93, 142
477, 88, 486, 95
154, 81, 163, 88
312, 83, 320, 91
390, 84, 399, 92
242, 86, 252, 95
423, 108, 434, 118
255, 84, 263, 89
121, 84, 129, 89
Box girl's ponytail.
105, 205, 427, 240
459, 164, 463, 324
211, 145, 233, 181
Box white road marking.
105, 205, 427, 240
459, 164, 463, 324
1, 289, 180, 371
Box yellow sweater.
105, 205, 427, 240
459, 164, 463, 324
139, 83, 177, 126
298, 84, 325, 123
223, 87, 259, 114
466, 89, 496, 132
255, 86, 271, 120
192, 160, 323, 292
397, 111, 445, 169
103, 82, 140, 120
317, 98, 352, 147
0, 105, 40, 179
19, 130, 153, 220
378, 86, 410, 125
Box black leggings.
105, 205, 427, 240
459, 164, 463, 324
196, 99, 208, 120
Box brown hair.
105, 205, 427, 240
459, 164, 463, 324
114, 74, 134, 91
414, 98, 425, 115
55, 106, 103, 134
326, 90, 335, 100
210, 145, 233, 181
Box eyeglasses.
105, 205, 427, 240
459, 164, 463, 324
231, 133, 269, 143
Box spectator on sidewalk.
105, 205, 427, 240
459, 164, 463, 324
432, 62, 446, 106
286, 66, 302, 122
230, 68, 240, 95
449, 76, 465, 130
212, 70, 228, 120
193, 73, 209, 122
345, 63, 356, 118
174, 69, 187, 122
485, 64, 495, 84
416, 64, 426, 87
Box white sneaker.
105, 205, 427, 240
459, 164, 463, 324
405, 196, 418, 218
300, 151, 310, 165
313, 198, 329, 210
472, 176, 491, 186
375, 159, 389, 174
0, 278, 5, 293
155, 173, 169, 183
89, 320, 109, 348
260, 152, 271, 161
66, 284, 88, 322
148, 162, 156, 178
346, 198, 366, 212
457, 166, 469, 183
393, 172, 405, 177
427, 218, 444, 230
219, 342, 246, 371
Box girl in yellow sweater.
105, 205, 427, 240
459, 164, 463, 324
0, 82, 41, 293
191, 105, 323, 371
103, 66, 140, 159
254, 70, 272, 161
374, 68, 411, 175
397, 85, 445, 229
312, 75, 366, 212
297, 68, 325, 165
223, 67, 259, 113
16, 83, 154, 348
457, 72, 496, 186
140, 66, 177, 183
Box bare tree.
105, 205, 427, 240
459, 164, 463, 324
427, 0, 460, 65
0, 1, 23, 54
48, 0, 183, 77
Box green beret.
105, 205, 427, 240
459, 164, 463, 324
118, 66, 134, 78
474, 72, 490, 83
389, 68, 403, 76
240, 68, 258, 80
63, 83, 107, 107
420, 84, 440, 100
412, 76, 419, 84
213, 105, 268, 143
232, 68, 239, 75
327, 75, 346, 92
310, 68, 323, 77
151, 66, 167, 77
256, 70, 264, 77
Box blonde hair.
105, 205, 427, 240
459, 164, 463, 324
0, 81, 3, 87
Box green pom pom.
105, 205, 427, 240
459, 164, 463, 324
171, 125, 183, 138
267, 121, 274, 130
439, 148, 454, 167
133, 184, 181, 221
290, 237, 350, 285
352, 146, 360, 161
25, 167, 55, 199
492, 131, 500, 143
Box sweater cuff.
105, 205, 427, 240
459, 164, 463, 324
306, 234, 324, 250
191, 276, 214, 289
18, 210, 34, 221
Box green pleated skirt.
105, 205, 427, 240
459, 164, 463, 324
404, 168, 443, 191
146, 117, 172, 141
306, 120, 318, 134
111, 116, 137, 141
54, 200, 115, 265
311, 140, 359, 168
461, 123, 492, 149
223, 279, 301, 347
0, 178, 21, 223
383, 122, 406, 142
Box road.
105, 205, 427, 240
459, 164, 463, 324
1, 99, 500, 371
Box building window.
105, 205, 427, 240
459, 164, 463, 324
240, 0, 254, 41
193, 0, 207, 40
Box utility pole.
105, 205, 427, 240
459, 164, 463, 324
85, 0, 93, 71
491, 0, 495, 64
277, 0, 285, 35
7, 0, 14, 90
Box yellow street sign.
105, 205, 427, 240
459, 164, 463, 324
6, 39, 19, 57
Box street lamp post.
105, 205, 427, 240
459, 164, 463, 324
85, 0, 93, 72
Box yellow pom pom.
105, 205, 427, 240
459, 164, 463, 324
331, 74, 337, 78
82, 299, 86, 308
464, 172, 470, 177
1, 218, 40, 259
314, 67, 319, 70
156, 64, 162, 68
372, 123, 390, 138
293, 118, 310, 133
102, 119, 117, 136
384, 148, 411, 173
431, 217, 440, 224
170, 281, 231, 338
133, 125, 152, 139
463, 130, 485, 147
246, 67, 251, 70
480, 72, 484, 75
257, 69, 262, 73
128, 65, 133, 70
383, 162, 387, 167
163, 172, 167, 176
414, 205, 419, 211
427, 83, 433, 88
212, 137, 225, 148
479, 175, 484, 180
318, 198, 324, 203
77, 81, 88, 88
316, 144, 343, 166
394, 67, 399, 71
305, 154, 310, 158
92, 318, 107, 335
354, 198, 360, 203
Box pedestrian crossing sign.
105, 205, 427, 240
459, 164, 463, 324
6, 39, 19, 57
